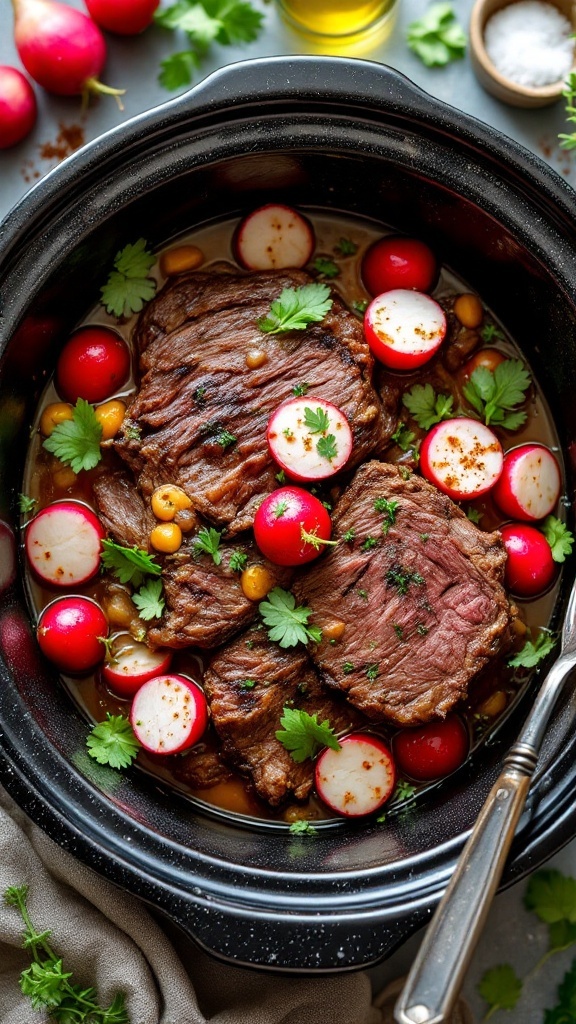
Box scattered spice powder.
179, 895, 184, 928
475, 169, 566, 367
21, 119, 86, 182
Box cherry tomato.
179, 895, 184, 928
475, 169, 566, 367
56, 326, 130, 404
500, 523, 556, 598
392, 716, 469, 782
253, 486, 333, 566
84, 0, 160, 34
37, 596, 107, 674
361, 236, 437, 297
460, 348, 506, 380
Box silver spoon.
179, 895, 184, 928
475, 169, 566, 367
395, 579, 576, 1024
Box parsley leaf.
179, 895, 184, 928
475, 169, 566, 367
386, 565, 425, 595
477, 964, 523, 1015
259, 587, 322, 648
525, 870, 576, 925
193, 526, 223, 565
100, 238, 157, 318
292, 382, 310, 397
545, 959, 576, 1023
481, 322, 505, 343
463, 359, 531, 429
335, 237, 357, 256
216, 428, 237, 449
101, 539, 162, 589
289, 819, 317, 835
276, 706, 341, 762
156, 0, 264, 89
42, 398, 102, 474
508, 631, 556, 669
312, 256, 340, 278
18, 493, 38, 515
542, 516, 574, 563
87, 713, 140, 769
229, 551, 249, 572
407, 3, 467, 67
304, 405, 331, 433
402, 383, 454, 430
316, 434, 338, 461
467, 507, 482, 524
374, 496, 398, 534
258, 283, 333, 334
132, 578, 165, 621
391, 423, 417, 452
394, 779, 417, 801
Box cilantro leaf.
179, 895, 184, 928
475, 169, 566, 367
193, 525, 223, 565
259, 587, 322, 648
100, 238, 157, 318
334, 237, 357, 256
402, 383, 454, 430
391, 423, 417, 452
258, 284, 333, 334
374, 496, 398, 534
159, 50, 200, 89
229, 551, 249, 572
292, 382, 310, 397
545, 960, 576, 1023
548, 919, 576, 955
477, 964, 522, 1015
42, 398, 102, 474
304, 405, 331, 433
508, 631, 556, 669
18, 493, 38, 515
132, 578, 165, 621
525, 870, 576, 924
393, 780, 417, 801
542, 516, 574, 563
481, 322, 505, 343
462, 359, 531, 429
407, 3, 467, 67
316, 434, 338, 461
20, 958, 72, 1009
312, 256, 340, 279
87, 713, 140, 769
101, 539, 162, 589
276, 706, 341, 762
289, 819, 317, 835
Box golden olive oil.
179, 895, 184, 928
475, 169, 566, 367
277, 0, 397, 39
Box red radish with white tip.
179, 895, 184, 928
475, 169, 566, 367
233, 204, 315, 270
0, 66, 37, 149
500, 522, 556, 597
361, 236, 437, 296
254, 486, 334, 566
102, 633, 172, 698
130, 674, 208, 755
25, 501, 105, 588
315, 733, 396, 818
37, 596, 107, 674
364, 289, 447, 369
392, 716, 469, 782
11, 0, 125, 104
420, 418, 503, 500
493, 444, 561, 522
84, 0, 160, 35
267, 397, 353, 481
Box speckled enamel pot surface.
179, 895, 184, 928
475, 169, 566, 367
1, 57, 576, 972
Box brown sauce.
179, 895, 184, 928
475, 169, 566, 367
21, 211, 564, 826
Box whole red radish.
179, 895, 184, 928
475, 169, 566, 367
56, 326, 130, 404
84, 0, 159, 34
500, 522, 556, 597
37, 595, 107, 673
12, 0, 125, 104
0, 66, 37, 149
253, 486, 335, 566
361, 236, 437, 296
392, 716, 469, 782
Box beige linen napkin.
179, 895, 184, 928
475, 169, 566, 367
0, 785, 382, 1024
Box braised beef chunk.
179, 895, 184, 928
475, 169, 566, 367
93, 466, 158, 551
147, 542, 291, 650
115, 268, 393, 532
167, 745, 234, 790
293, 462, 512, 727
204, 628, 363, 806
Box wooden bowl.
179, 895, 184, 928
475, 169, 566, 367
469, 0, 576, 107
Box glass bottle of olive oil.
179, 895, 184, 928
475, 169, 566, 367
276, 0, 398, 41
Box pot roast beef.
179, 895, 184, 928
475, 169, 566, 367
204, 627, 364, 806
114, 268, 393, 533
293, 461, 512, 727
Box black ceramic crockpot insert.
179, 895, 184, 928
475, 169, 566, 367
1, 57, 576, 972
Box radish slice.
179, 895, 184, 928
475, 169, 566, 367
130, 674, 208, 755
492, 444, 561, 521
102, 633, 172, 698
420, 418, 503, 500
267, 397, 353, 481
364, 289, 447, 369
25, 500, 105, 587
233, 204, 315, 270
315, 733, 396, 818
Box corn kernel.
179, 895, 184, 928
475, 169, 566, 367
322, 620, 346, 641
241, 564, 275, 601
40, 402, 73, 437
151, 485, 193, 521
246, 349, 268, 370
102, 589, 138, 629
95, 399, 126, 441
150, 521, 182, 553
454, 293, 483, 329
159, 245, 204, 277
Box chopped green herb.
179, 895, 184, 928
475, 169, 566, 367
124, 423, 142, 441
391, 423, 417, 452
407, 3, 467, 67
258, 283, 333, 334
374, 496, 398, 534
342, 528, 356, 543
43, 398, 102, 474
467, 508, 483, 525
402, 383, 454, 430
289, 819, 317, 835
239, 678, 256, 690
477, 964, 523, 1017
313, 256, 340, 279
194, 385, 207, 407
229, 551, 249, 572
480, 322, 505, 343
393, 624, 404, 640
542, 515, 574, 563
304, 405, 331, 434
420, 533, 429, 542
365, 663, 379, 681
282, 427, 294, 439
17, 493, 38, 515
292, 382, 310, 397
259, 587, 322, 648
416, 624, 429, 636
275, 469, 287, 484
276, 706, 341, 762
361, 536, 378, 551
352, 299, 369, 315
357, 588, 368, 601
399, 466, 412, 481
386, 565, 425, 595
394, 780, 417, 801
216, 428, 237, 449
101, 539, 162, 589
462, 359, 531, 429
87, 713, 140, 770
334, 237, 357, 256
545, 959, 576, 1021
316, 434, 338, 461
342, 662, 355, 674
100, 238, 157, 318
132, 578, 165, 621
193, 526, 223, 565
508, 631, 556, 669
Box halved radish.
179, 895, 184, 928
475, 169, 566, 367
420, 418, 503, 500
364, 289, 447, 370
492, 444, 561, 522
37, 595, 108, 674
130, 674, 208, 755
315, 733, 396, 818
25, 500, 105, 587
267, 397, 353, 481
102, 633, 172, 698
233, 204, 315, 270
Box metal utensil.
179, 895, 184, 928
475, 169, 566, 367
395, 579, 576, 1024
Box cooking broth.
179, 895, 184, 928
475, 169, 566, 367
21, 210, 564, 828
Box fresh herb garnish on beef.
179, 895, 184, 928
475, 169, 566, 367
402, 383, 454, 430
101, 538, 162, 588
229, 551, 249, 572
132, 578, 165, 621
386, 565, 425, 595
193, 526, 223, 565
43, 398, 102, 474
374, 497, 399, 533
258, 283, 333, 334
275, 707, 341, 762
259, 588, 322, 648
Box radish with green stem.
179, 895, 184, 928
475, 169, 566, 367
11, 0, 125, 105
0, 65, 37, 148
